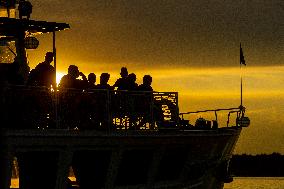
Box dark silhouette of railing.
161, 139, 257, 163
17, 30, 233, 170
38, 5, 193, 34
179, 106, 246, 129
0, 86, 179, 131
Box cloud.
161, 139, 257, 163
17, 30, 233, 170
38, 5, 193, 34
28, 0, 283, 68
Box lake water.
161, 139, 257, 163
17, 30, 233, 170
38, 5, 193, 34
224, 177, 284, 189
11, 177, 284, 188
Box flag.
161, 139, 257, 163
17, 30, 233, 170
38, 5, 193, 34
240, 44, 246, 66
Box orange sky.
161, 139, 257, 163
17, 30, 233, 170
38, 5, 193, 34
23, 0, 284, 154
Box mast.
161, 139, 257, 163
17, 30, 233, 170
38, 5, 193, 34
240, 43, 246, 107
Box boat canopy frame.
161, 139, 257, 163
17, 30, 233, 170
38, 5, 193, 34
0, 17, 70, 36
0, 17, 70, 83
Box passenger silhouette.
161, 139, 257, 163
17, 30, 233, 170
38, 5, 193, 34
96, 73, 114, 90
136, 75, 154, 128
90, 73, 113, 130
138, 75, 153, 91
18, 0, 33, 19
124, 73, 139, 128
27, 52, 56, 88
113, 67, 128, 90
127, 73, 139, 91
58, 65, 87, 89
87, 73, 97, 89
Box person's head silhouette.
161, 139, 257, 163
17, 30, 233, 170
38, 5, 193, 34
143, 75, 152, 86
68, 65, 79, 78
100, 73, 110, 84
88, 73, 96, 84
128, 73, 136, 82
120, 67, 128, 78
44, 52, 54, 64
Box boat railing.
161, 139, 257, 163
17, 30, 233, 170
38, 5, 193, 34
0, 86, 180, 131
179, 106, 246, 129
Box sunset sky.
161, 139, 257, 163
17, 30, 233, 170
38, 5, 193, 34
25, 0, 283, 154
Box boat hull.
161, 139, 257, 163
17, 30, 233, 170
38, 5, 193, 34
0, 127, 241, 189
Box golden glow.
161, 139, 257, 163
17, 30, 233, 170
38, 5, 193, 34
28, 62, 284, 154
25, 52, 284, 155
54, 65, 284, 98
22, 0, 283, 155
56, 72, 65, 85
0, 8, 16, 18
149, 66, 284, 97
10, 178, 18, 188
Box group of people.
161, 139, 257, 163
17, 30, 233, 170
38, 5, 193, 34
27, 52, 153, 92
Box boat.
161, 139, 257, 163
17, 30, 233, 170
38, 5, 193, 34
0, 2, 250, 189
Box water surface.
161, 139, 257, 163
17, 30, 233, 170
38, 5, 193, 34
224, 177, 284, 189
11, 177, 284, 188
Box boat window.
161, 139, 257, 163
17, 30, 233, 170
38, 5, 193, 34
0, 39, 16, 63
0, 8, 16, 18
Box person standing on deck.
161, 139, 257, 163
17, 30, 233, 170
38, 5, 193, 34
58, 65, 88, 89
18, 0, 33, 19
136, 75, 154, 128
87, 73, 97, 89
27, 52, 56, 88
138, 75, 153, 91
127, 73, 139, 91
96, 73, 114, 90
113, 67, 129, 90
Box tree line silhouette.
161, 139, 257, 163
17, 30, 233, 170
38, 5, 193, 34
230, 153, 284, 177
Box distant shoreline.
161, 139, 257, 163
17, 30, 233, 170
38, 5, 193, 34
230, 153, 284, 177
10, 153, 284, 179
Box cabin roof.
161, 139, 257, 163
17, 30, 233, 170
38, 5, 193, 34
0, 18, 70, 36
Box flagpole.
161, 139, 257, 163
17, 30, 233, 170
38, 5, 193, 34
241, 72, 243, 107
240, 43, 243, 107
